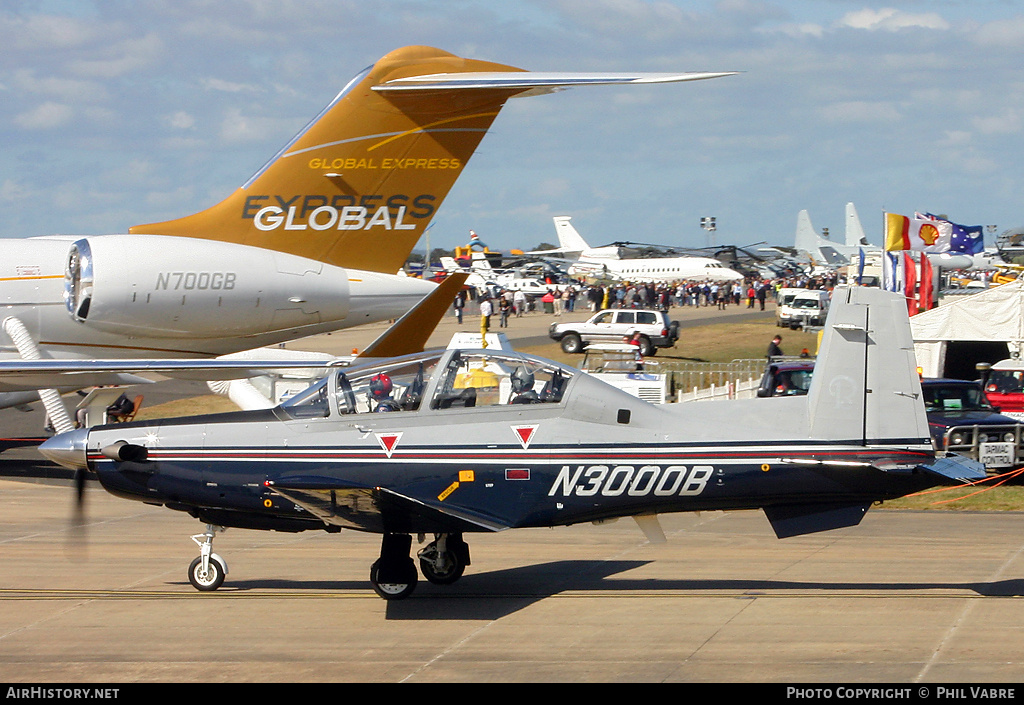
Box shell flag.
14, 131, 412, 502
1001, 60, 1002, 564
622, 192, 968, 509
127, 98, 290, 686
884, 212, 952, 252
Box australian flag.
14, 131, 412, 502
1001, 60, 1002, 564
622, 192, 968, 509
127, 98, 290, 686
919, 213, 984, 255
950, 222, 984, 255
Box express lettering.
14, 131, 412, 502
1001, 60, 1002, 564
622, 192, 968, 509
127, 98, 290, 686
307, 157, 462, 170
155, 272, 236, 291
547, 465, 713, 498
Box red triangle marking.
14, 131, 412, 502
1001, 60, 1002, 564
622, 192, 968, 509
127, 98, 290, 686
376, 432, 402, 457
512, 425, 537, 449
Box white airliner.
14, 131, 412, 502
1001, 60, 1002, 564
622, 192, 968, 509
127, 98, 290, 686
547, 216, 744, 282
0, 46, 735, 427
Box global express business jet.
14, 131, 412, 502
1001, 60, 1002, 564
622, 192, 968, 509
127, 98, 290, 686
0, 46, 734, 429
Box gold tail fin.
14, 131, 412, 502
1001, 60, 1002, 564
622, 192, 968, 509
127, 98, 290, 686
131, 46, 736, 274
131, 46, 525, 274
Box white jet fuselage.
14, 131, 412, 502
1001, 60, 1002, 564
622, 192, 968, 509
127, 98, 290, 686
0, 236, 435, 393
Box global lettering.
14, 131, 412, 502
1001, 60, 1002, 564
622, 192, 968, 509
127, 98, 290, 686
308, 157, 461, 170
155, 271, 236, 291
548, 464, 713, 498
243, 194, 436, 232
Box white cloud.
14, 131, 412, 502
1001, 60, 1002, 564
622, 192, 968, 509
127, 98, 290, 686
839, 8, 950, 32
11, 70, 106, 101
217, 108, 295, 144
972, 15, 1024, 48
202, 77, 262, 94
14, 102, 74, 129
767, 22, 825, 38
972, 109, 1021, 136
818, 101, 901, 123
0, 179, 30, 203
0, 13, 100, 51
168, 111, 196, 130
68, 34, 165, 79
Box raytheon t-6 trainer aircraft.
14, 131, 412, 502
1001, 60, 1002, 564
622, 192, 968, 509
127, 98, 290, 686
40, 287, 984, 600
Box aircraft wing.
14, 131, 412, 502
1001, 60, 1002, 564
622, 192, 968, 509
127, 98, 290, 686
375, 71, 738, 96
0, 357, 340, 386
0, 272, 469, 388
266, 478, 511, 534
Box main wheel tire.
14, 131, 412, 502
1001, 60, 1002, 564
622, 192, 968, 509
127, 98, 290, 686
370, 560, 417, 601
560, 333, 582, 354
188, 556, 225, 592
419, 551, 466, 585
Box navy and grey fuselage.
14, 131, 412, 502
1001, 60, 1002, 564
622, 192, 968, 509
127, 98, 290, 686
41, 287, 985, 599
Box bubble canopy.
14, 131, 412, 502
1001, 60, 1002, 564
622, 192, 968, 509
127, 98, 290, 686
280, 349, 574, 420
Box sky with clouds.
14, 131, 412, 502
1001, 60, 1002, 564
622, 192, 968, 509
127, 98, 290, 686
1, 0, 1022, 257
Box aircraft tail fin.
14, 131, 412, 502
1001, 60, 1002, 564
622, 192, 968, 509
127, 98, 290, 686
845, 202, 869, 247
794, 209, 822, 255
794, 208, 850, 265
807, 286, 930, 446
131, 47, 526, 274
131, 47, 735, 275
552, 216, 589, 254
470, 251, 493, 270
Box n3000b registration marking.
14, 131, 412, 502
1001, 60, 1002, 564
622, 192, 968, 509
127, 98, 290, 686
548, 465, 713, 497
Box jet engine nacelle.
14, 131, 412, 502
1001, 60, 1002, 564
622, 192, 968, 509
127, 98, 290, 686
64, 234, 353, 339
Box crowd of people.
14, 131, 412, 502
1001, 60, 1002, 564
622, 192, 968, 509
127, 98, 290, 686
454, 272, 839, 323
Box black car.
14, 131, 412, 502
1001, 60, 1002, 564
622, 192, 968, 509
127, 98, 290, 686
757, 362, 1023, 472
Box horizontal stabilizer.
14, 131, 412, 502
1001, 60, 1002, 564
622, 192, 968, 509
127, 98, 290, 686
375, 71, 738, 95
763, 503, 870, 539
918, 455, 986, 484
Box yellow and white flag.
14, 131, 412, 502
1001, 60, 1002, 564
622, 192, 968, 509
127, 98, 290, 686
884, 212, 952, 252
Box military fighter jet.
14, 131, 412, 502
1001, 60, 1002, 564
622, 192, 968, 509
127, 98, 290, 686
40, 286, 984, 600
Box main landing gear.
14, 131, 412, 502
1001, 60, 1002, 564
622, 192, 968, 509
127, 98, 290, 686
370, 532, 470, 601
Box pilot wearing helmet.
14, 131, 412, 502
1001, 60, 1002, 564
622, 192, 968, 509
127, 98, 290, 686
509, 366, 539, 404
368, 373, 401, 412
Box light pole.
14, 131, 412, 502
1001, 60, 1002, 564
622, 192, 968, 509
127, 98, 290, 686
700, 216, 716, 248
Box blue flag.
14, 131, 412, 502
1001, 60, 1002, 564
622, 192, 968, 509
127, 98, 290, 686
950, 222, 984, 255
922, 213, 984, 255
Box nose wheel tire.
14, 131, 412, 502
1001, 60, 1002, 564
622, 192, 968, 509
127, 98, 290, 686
188, 556, 226, 592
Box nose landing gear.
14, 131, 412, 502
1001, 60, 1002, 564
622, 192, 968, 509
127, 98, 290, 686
188, 524, 228, 591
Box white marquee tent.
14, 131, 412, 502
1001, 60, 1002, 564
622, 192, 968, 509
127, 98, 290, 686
910, 278, 1024, 378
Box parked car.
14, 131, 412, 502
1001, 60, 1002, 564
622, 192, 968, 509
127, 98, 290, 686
982, 358, 1024, 422
757, 360, 1024, 472
776, 289, 830, 329
549, 308, 679, 356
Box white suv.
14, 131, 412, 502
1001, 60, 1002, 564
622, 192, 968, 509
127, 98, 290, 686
549, 309, 679, 356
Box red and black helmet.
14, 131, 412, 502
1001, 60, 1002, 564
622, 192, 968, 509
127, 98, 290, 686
369, 373, 393, 399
